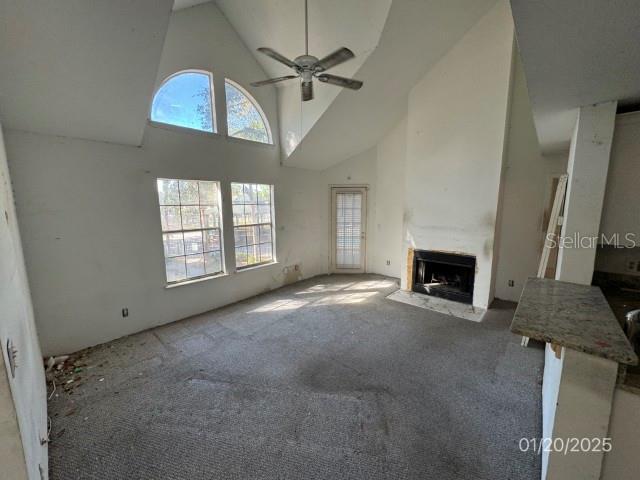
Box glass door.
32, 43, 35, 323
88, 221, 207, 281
331, 187, 366, 273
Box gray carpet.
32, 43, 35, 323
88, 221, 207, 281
47, 274, 543, 479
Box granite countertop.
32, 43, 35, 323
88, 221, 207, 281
511, 277, 638, 365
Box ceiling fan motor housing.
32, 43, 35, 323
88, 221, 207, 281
294, 55, 320, 70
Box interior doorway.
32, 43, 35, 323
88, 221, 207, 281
542, 174, 565, 279
330, 186, 367, 273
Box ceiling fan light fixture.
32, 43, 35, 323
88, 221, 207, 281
301, 80, 313, 101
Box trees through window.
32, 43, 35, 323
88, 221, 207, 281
150, 71, 272, 144
231, 183, 275, 269
157, 178, 224, 283
225, 79, 272, 144
151, 71, 215, 133
156, 179, 277, 284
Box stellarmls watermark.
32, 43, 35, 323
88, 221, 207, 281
546, 232, 638, 249
519, 437, 612, 455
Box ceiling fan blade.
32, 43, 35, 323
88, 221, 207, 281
250, 75, 298, 87
314, 47, 355, 71
301, 81, 314, 102
316, 74, 363, 90
257, 47, 297, 69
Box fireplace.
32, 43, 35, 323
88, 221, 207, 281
412, 250, 476, 304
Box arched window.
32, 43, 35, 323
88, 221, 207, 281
151, 70, 215, 133
225, 79, 272, 144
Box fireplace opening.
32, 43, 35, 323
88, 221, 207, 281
412, 250, 476, 304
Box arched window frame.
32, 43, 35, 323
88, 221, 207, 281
224, 78, 273, 145
149, 69, 217, 134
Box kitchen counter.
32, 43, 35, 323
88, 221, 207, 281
511, 277, 638, 366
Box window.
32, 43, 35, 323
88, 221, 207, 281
157, 179, 223, 283
225, 79, 272, 144
151, 71, 215, 133
231, 183, 275, 269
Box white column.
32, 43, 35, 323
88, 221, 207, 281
544, 101, 618, 480
546, 347, 618, 480
556, 101, 617, 284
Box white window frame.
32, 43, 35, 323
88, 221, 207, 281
224, 78, 273, 145
231, 182, 276, 270
149, 69, 217, 134
157, 178, 225, 285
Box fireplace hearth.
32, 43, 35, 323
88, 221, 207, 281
412, 250, 476, 304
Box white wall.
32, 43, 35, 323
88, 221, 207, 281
493, 54, 568, 302
402, 0, 515, 309
282, 0, 500, 171
540, 344, 563, 480
0, 124, 48, 479
595, 112, 640, 276
5, 3, 325, 355
601, 387, 640, 480
3, 0, 570, 374
321, 145, 377, 272
319, 117, 407, 278
556, 101, 618, 285
600, 112, 640, 244
0, 0, 173, 146
318, 2, 558, 299
546, 348, 618, 480
369, 118, 407, 276
591, 115, 640, 480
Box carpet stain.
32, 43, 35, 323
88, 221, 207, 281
47, 274, 542, 480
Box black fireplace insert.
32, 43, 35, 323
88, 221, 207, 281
412, 250, 476, 304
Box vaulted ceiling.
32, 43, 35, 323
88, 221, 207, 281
284, 0, 499, 170
215, 0, 392, 160
216, 0, 499, 170
216, 0, 391, 82
0, 0, 506, 168
511, 0, 640, 154
0, 0, 173, 146
173, 0, 211, 11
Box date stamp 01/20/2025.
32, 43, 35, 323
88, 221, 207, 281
519, 437, 612, 455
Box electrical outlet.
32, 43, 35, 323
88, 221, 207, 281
508, 280, 515, 287
386, 260, 391, 266
627, 261, 637, 272
122, 308, 129, 318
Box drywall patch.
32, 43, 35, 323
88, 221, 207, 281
283, 264, 303, 285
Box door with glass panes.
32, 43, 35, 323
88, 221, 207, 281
331, 187, 367, 273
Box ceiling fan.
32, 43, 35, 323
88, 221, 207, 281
250, 0, 363, 101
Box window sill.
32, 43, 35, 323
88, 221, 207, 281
165, 272, 228, 289
235, 261, 278, 274
147, 120, 275, 147
225, 134, 275, 148
148, 120, 220, 138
